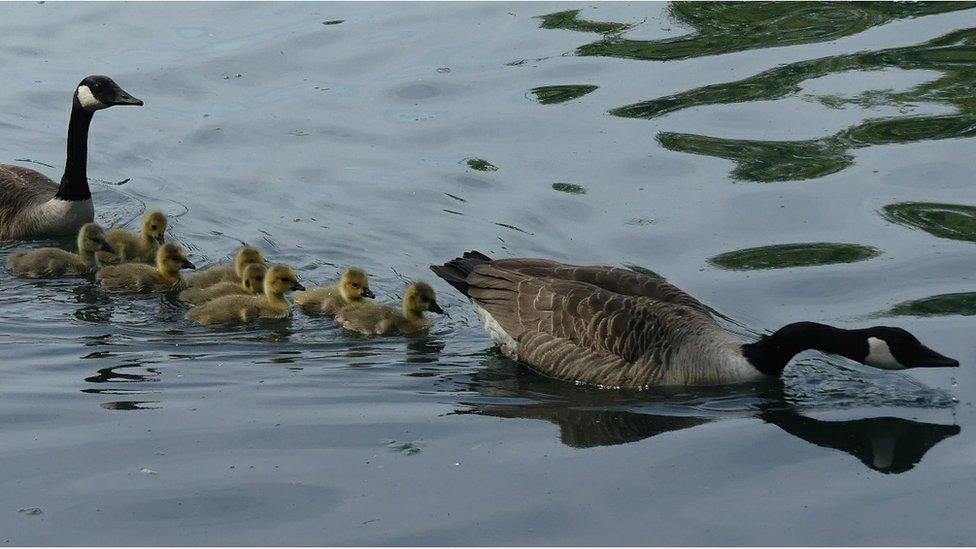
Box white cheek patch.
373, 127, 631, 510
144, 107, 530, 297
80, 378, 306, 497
76, 85, 106, 111
865, 337, 905, 370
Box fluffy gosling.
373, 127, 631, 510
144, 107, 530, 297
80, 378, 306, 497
186, 245, 264, 288
294, 267, 375, 316
97, 242, 195, 293
179, 263, 267, 306
7, 223, 114, 278
185, 264, 304, 324
336, 281, 443, 335
97, 210, 167, 265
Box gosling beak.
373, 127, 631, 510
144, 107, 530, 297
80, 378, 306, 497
111, 86, 143, 107
100, 241, 116, 254
912, 345, 960, 368
429, 302, 444, 315
362, 287, 375, 299
181, 259, 196, 270
292, 281, 306, 292
155, 234, 165, 244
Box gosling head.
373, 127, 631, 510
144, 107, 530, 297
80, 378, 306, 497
74, 75, 143, 112
242, 263, 267, 295
234, 246, 265, 277
77, 223, 114, 255
339, 268, 375, 302
155, 243, 196, 275
404, 281, 444, 316
859, 326, 959, 370
141, 210, 168, 244
263, 264, 305, 297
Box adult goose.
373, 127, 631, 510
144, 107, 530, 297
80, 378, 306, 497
0, 75, 142, 241
431, 252, 959, 388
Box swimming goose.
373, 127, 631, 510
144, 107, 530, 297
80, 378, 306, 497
431, 251, 959, 388
0, 75, 142, 241
6, 222, 114, 278
185, 245, 264, 288
179, 263, 266, 306
97, 210, 167, 265
96, 242, 195, 293
185, 264, 304, 324
336, 281, 444, 335
293, 267, 375, 316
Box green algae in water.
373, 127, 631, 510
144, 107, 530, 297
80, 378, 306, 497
322, 19, 344, 25
551, 182, 587, 194
709, 242, 881, 271
623, 264, 664, 280
529, 85, 598, 105
881, 202, 976, 243
537, 9, 630, 34
888, 292, 976, 317
465, 158, 498, 172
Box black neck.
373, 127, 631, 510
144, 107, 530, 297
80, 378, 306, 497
742, 322, 868, 376
54, 102, 94, 201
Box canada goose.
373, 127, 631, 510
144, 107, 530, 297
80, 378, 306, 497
185, 264, 304, 324
185, 245, 264, 288
336, 281, 444, 335
179, 263, 266, 306
0, 75, 142, 241
6, 222, 114, 278
293, 267, 375, 316
431, 251, 959, 388
96, 242, 195, 293
97, 210, 167, 265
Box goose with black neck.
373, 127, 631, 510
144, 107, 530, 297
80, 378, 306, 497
0, 75, 142, 241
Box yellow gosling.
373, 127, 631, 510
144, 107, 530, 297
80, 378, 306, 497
96, 242, 195, 293
185, 245, 264, 288
179, 263, 266, 306
7, 223, 114, 278
336, 281, 443, 335
294, 267, 375, 317
186, 264, 304, 324
97, 210, 168, 265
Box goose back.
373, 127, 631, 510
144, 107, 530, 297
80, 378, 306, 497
0, 165, 93, 240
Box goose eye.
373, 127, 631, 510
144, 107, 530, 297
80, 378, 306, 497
151, 225, 157, 230
351, 282, 359, 288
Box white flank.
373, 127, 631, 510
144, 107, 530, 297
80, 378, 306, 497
76, 85, 106, 111
471, 300, 518, 359
865, 337, 904, 370
30, 198, 95, 236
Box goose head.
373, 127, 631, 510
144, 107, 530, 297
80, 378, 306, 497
75, 75, 143, 112
234, 246, 265, 278
78, 222, 114, 255
859, 326, 959, 370
242, 263, 267, 295
404, 281, 444, 316
156, 243, 195, 276
142, 210, 168, 244
340, 268, 375, 302
263, 264, 305, 297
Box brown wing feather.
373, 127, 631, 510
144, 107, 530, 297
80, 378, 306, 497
0, 165, 58, 239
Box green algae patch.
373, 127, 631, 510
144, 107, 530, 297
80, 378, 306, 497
709, 242, 881, 271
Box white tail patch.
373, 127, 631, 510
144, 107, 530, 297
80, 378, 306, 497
471, 301, 518, 359
76, 85, 106, 111
865, 337, 904, 370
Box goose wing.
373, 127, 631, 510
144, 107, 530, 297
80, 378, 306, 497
0, 165, 57, 233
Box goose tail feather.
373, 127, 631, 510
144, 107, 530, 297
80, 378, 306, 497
430, 250, 493, 297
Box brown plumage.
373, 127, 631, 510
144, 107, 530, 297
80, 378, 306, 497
185, 245, 264, 288
96, 242, 195, 293
185, 264, 304, 324
294, 267, 375, 316
336, 281, 444, 335
6, 222, 113, 278
97, 210, 168, 265
179, 263, 266, 306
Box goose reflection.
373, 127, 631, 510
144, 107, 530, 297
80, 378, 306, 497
455, 355, 959, 474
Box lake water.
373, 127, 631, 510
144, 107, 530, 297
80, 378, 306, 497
1, 1, 975, 545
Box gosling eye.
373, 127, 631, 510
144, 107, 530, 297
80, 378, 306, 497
351, 282, 359, 288
151, 225, 157, 230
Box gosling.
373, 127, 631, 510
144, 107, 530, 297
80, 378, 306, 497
294, 267, 375, 316
179, 263, 267, 306
7, 223, 114, 278
336, 281, 443, 335
97, 210, 168, 265
97, 243, 195, 293
186, 264, 304, 324
186, 245, 264, 288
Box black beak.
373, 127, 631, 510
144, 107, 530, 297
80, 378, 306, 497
100, 241, 116, 254
912, 345, 960, 368
111, 86, 143, 106
429, 302, 444, 315
292, 281, 306, 291
181, 259, 196, 270
155, 234, 165, 244
362, 287, 375, 299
